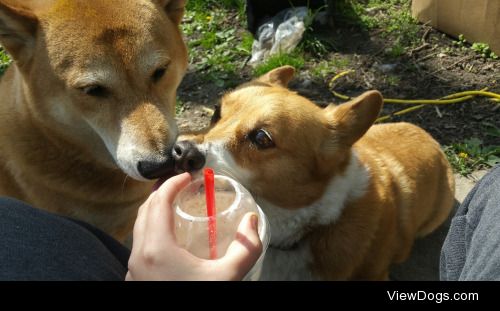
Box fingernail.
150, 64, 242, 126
251, 214, 258, 230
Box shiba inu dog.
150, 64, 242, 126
173, 66, 455, 280
0, 0, 187, 240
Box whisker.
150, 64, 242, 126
121, 174, 130, 195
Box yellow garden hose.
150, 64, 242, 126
328, 70, 500, 123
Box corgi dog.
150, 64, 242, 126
173, 66, 455, 280
0, 0, 188, 240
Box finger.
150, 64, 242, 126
216, 213, 263, 280
125, 271, 133, 281
138, 191, 154, 220
147, 172, 192, 244
130, 192, 155, 250
157, 172, 192, 196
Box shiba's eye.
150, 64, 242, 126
80, 85, 108, 98
210, 104, 221, 124
248, 129, 275, 149
152, 66, 167, 83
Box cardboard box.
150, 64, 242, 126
412, 0, 500, 54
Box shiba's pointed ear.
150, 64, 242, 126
323, 91, 383, 148
0, 1, 38, 64
257, 65, 295, 88
156, 0, 186, 25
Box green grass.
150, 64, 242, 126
298, 4, 334, 57
300, 34, 334, 57
175, 98, 184, 116
186, 0, 245, 15
385, 4, 419, 46
387, 42, 406, 58
445, 136, 500, 176
471, 42, 498, 59
334, 0, 420, 55
310, 56, 351, 78
0, 47, 11, 76
240, 31, 254, 53
253, 53, 305, 77
182, 3, 250, 88
453, 34, 499, 59
386, 75, 401, 87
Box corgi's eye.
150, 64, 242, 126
79, 85, 108, 98
248, 129, 275, 149
210, 104, 221, 124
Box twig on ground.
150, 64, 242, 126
370, 29, 385, 36
428, 71, 449, 82
430, 55, 474, 75
374, 44, 388, 57
409, 43, 430, 56
418, 51, 440, 62
434, 106, 443, 118
421, 25, 432, 43
409, 24, 433, 57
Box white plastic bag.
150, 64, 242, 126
248, 7, 308, 67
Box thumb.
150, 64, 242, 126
216, 212, 264, 280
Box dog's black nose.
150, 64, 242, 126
172, 141, 205, 172
137, 157, 174, 180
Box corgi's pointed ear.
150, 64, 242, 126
156, 0, 186, 25
323, 91, 383, 148
0, 1, 37, 64
257, 65, 295, 87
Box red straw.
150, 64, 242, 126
204, 168, 217, 259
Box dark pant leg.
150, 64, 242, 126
440, 165, 500, 280
0, 197, 130, 281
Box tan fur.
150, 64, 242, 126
309, 123, 455, 280
182, 66, 455, 280
0, 0, 187, 240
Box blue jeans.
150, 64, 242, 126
440, 165, 500, 280
0, 197, 129, 281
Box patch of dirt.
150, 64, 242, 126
177, 12, 499, 147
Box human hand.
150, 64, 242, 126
126, 173, 263, 281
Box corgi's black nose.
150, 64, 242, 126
172, 141, 205, 172
137, 157, 174, 180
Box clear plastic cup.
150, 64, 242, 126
173, 174, 270, 281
